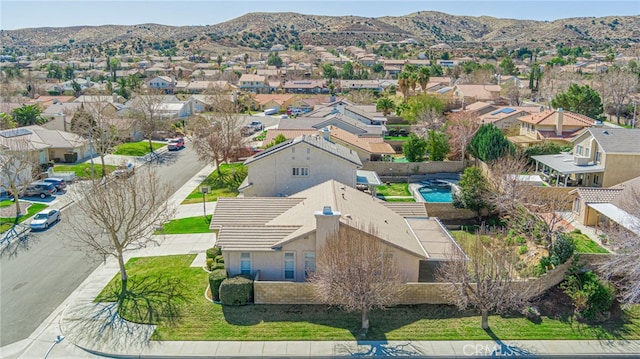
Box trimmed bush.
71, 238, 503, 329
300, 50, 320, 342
219, 275, 254, 306
215, 255, 224, 264
205, 258, 215, 271
211, 263, 224, 271
208, 269, 227, 302
551, 233, 576, 265
206, 246, 222, 259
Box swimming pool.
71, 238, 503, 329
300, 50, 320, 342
418, 180, 457, 203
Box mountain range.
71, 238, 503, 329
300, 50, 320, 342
1, 11, 639, 52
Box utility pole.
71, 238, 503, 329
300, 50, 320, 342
633, 100, 637, 129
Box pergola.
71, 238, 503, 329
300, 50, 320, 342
531, 153, 604, 187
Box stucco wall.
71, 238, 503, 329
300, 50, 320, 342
424, 203, 478, 220
243, 143, 357, 197
362, 161, 464, 176
602, 153, 640, 187
254, 262, 570, 305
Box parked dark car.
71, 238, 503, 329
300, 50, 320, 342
43, 177, 67, 191
21, 182, 56, 198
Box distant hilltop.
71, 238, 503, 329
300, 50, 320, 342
1, 11, 639, 52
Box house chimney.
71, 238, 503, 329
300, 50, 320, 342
318, 126, 331, 141
555, 108, 564, 136
314, 206, 341, 252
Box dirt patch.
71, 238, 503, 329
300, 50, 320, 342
0, 201, 31, 218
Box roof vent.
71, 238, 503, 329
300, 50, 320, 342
322, 206, 333, 215
603, 130, 609, 135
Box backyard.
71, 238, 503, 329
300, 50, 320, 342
181, 163, 247, 204
376, 183, 414, 202
97, 254, 640, 342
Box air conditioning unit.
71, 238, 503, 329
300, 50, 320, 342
574, 156, 591, 165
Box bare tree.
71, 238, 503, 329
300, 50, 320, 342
437, 234, 523, 329
63, 168, 175, 304
486, 152, 532, 216
502, 81, 523, 106
0, 138, 39, 219
127, 89, 173, 160
598, 185, 640, 304
520, 187, 573, 244
595, 67, 639, 124
72, 95, 128, 179
347, 90, 375, 105
190, 92, 246, 175
309, 224, 404, 333
445, 112, 480, 162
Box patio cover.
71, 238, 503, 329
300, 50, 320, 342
589, 203, 640, 235
531, 153, 604, 175
356, 170, 383, 186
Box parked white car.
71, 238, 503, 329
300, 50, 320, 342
29, 209, 61, 230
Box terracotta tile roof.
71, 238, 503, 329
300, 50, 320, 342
519, 109, 594, 127
254, 94, 295, 106
329, 126, 395, 154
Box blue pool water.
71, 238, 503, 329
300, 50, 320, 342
418, 180, 457, 203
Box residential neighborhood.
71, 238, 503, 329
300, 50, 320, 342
1, 4, 640, 358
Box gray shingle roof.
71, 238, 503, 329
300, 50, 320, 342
586, 128, 640, 154
574, 188, 623, 203
244, 135, 362, 167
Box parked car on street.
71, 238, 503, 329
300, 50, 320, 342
42, 177, 67, 191
29, 209, 60, 230
21, 182, 56, 198
167, 137, 185, 151
249, 121, 263, 131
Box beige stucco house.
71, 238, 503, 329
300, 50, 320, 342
570, 176, 640, 235
532, 128, 640, 188
510, 108, 594, 147
212, 180, 461, 283
240, 134, 362, 197
0, 125, 91, 164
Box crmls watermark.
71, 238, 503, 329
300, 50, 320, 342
463, 343, 515, 356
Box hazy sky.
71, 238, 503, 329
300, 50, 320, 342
1, 0, 638, 30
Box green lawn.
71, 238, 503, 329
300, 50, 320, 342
0, 202, 48, 233
376, 183, 410, 197
113, 141, 166, 156
379, 197, 415, 202
97, 255, 640, 341
155, 216, 213, 234
566, 232, 609, 254
181, 163, 247, 204
54, 163, 117, 180
383, 136, 410, 141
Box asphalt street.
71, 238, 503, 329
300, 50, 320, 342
0, 144, 206, 346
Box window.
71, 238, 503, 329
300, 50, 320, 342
576, 145, 583, 155
585, 148, 590, 157
292, 167, 309, 177
573, 198, 581, 213
594, 175, 600, 185
595, 151, 601, 163
240, 252, 251, 275
304, 252, 316, 278
284, 252, 295, 280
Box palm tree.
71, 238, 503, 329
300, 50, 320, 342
376, 97, 395, 116
417, 66, 431, 93
408, 72, 418, 95
398, 71, 411, 102
12, 104, 45, 126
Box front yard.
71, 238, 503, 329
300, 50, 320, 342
0, 200, 47, 233
97, 255, 640, 342
181, 163, 247, 204
54, 163, 117, 180
155, 216, 213, 234
113, 141, 166, 156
